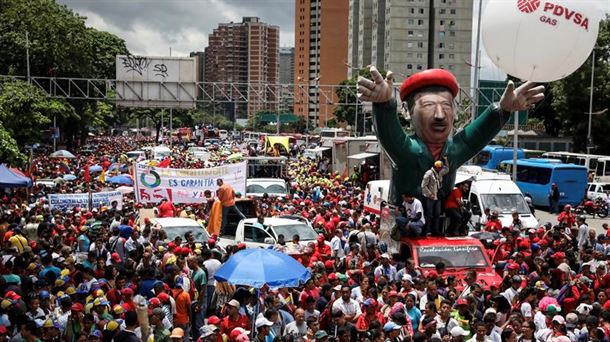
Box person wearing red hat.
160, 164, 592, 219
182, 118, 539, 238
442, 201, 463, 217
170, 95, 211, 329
356, 66, 544, 208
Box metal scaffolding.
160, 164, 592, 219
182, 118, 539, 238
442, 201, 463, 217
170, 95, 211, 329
0, 74, 507, 117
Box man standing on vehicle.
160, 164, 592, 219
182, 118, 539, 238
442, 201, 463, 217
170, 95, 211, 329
549, 183, 560, 214
421, 159, 449, 236
357, 66, 544, 210
444, 182, 469, 236
216, 178, 246, 235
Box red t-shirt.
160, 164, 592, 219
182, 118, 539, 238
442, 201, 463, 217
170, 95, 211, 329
220, 314, 251, 336
444, 188, 462, 209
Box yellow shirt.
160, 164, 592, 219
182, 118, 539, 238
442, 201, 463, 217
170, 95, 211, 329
9, 234, 27, 253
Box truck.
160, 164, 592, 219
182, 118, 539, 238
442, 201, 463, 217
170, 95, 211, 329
398, 236, 502, 290
217, 217, 319, 251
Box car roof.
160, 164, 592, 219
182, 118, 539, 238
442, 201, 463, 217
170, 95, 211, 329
247, 178, 286, 183
242, 217, 305, 226
150, 218, 202, 227
401, 236, 483, 247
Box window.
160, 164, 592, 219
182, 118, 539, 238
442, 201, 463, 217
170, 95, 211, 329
516, 165, 552, 185
440, 20, 445, 25
417, 42, 423, 48
410, 8, 415, 14
408, 30, 414, 36
449, 54, 454, 59
419, 8, 424, 14
417, 53, 423, 58
407, 42, 413, 48
439, 42, 445, 48
418, 19, 424, 25
439, 54, 445, 59
450, 31, 456, 37
417, 64, 423, 70
450, 9, 456, 14
407, 64, 413, 69
439, 9, 446, 14
408, 19, 414, 24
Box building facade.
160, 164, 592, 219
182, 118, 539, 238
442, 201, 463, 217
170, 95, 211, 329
279, 47, 295, 85
204, 17, 279, 119
363, 0, 473, 89
294, 0, 349, 128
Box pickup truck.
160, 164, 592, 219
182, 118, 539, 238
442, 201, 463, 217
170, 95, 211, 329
399, 236, 502, 290
217, 217, 319, 251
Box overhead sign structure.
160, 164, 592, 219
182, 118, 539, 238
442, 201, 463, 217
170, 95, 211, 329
134, 162, 247, 204
115, 55, 197, 109
48, 191, 123, 211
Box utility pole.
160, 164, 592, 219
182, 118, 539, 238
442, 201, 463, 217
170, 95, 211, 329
512, 112, 518, 181
587, 49, 595, 154
169, 108, 173, 147
25, 31, 31, 84
472, 0, 483, 121
427, 0, 436, 69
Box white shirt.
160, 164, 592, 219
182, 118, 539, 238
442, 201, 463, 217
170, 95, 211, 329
331, 297, 362, 317
203, 258, 222, 286
284, 321, 308, 337
330, 236, 346, 258
502, 286, 519, 303
403, 198, 425, 224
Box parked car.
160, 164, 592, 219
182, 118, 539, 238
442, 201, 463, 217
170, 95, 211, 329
587, 182, 610, 201
147, 217, 209, 242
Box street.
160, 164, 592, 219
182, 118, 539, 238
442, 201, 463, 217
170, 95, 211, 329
535, 208, 609, 234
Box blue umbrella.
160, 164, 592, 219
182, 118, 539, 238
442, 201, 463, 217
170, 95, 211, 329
63, 174, 77, 181
214, 248, 311, 288
106, 174, 133, 186
89, 165, 103, 173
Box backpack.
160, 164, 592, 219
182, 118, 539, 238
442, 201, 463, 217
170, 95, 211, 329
319, 298, 336, 330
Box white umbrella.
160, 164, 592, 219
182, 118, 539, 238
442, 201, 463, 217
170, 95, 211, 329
116, 186, 134, 194
50, 150, 76, 158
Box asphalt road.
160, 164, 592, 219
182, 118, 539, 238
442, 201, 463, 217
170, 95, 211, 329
534, 208, 609, 234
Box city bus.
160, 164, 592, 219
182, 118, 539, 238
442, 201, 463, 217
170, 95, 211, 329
595, 157, 610, 182
471, 145, 524, 170
499, 159, 588, 207
541, 151, 608, 173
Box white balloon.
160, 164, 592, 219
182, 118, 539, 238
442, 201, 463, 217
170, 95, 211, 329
482, 0, 602, 82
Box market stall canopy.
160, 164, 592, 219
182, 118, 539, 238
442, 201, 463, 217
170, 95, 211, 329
0, 164, 32, 188
347, 152, 378, 160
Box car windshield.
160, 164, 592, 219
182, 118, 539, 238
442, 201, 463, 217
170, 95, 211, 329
270, 224, 317, 241
417, 245, 489, 268
164, 226, 209, 242
480, 193, 530, 214
247, 183, 287, 194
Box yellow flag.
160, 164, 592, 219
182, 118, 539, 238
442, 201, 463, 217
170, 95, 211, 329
99, 170, 105, 184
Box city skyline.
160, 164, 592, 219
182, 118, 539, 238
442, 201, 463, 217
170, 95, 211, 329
56, 0, 610, 82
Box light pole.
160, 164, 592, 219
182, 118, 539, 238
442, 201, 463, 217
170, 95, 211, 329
314, 76, 321, 130
472, 0, 483, 121
587, 49, 596, 154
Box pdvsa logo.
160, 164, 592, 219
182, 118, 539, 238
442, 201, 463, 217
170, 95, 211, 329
517, 0, 540, 13
517, 0, 590, 30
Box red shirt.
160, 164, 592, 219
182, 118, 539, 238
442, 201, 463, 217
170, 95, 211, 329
157, 201, 177, 218
220, 314, 251, 336
444, 188, 462, 209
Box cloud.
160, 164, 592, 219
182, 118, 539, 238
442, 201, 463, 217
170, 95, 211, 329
58, 0, 295, 56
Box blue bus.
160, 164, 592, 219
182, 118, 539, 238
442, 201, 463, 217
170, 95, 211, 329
471, 145, 524, 170
499, 159, 588, 207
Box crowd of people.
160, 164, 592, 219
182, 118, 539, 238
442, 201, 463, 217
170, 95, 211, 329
0, 134, 608, 342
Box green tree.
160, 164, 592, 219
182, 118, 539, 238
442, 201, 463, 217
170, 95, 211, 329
334, 68, 387, 134
0, 80, 77, 147
550, 18, 610, 153
0, 122, 25, 164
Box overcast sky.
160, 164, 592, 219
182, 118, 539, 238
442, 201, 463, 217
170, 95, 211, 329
58, 0, 609, 81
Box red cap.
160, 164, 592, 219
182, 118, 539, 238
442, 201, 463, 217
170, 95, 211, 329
111, 253, 121, 262
427, 270, 438, 279
399, 69, 459, 101
551, 252, 566, 260
324, 260, 335, 269
507, 263, 520, 271
237, 242, 246, 250
144, 217, 151, 224
327, 273, 338, 281
148, 298, 161, 308
456, 298, 468, 306
388, 290, 398, 297
207, 315, 221, 325
207, 238, 216, 245
71, 303, 84, 312
121, 288, 134, 296
4, 291, 20, 300
157, 293, 170, 303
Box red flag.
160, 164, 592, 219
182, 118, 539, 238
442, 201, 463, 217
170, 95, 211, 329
83, 164, 90, 183
158, 157, 171, 168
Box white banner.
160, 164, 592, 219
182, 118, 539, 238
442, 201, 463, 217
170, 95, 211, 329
48, 191, 123, 211
134, 162, 247, 204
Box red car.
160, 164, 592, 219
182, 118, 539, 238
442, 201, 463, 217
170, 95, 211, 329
399, 236, 502, 290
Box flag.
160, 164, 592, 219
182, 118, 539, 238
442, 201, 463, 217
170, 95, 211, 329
158, 157, 171, 168
99, 170, 106, 184
84, 164, 90, 183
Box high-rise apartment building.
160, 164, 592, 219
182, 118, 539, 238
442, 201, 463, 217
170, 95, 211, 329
279, 47, 294, 84
294, 0, 349, 128
363, 0, 473, 89
205, 17, 279, 119
348, 0, 373, 78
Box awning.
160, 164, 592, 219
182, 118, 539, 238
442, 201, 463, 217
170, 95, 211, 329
258, 113, 300, 123
366, 142, 381, 153
306, 147, 331, 153
348, 152, 379, 160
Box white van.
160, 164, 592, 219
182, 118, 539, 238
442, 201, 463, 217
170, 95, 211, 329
363, 180, 390, 214
461, 170, 539, 229
587, 182, 610, 201
152, 145, 171, 160
126, 150, 146, 160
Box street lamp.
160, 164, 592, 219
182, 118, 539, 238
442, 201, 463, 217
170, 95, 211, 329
313, 75, 321, 130
587, 48, 596, 154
